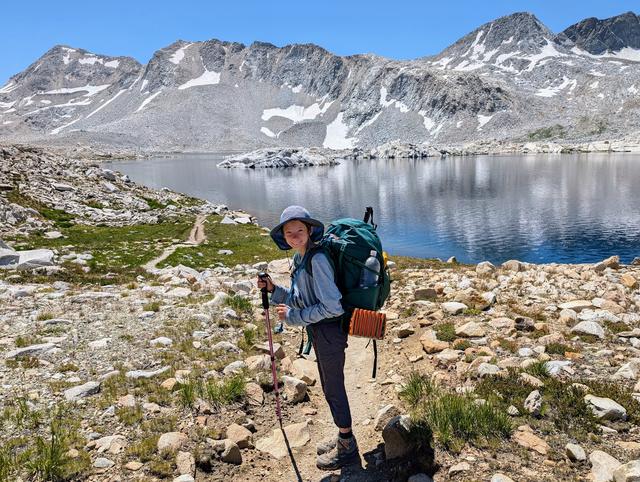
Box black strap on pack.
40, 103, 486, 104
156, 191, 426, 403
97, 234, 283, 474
362, 207, 378, 379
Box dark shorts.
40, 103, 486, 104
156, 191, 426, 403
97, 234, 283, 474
310, 320, 352, 429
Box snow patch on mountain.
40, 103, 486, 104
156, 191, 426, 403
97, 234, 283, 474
323, 113, 355, 149
178, 69, 221, 89
136, 90, 162, 112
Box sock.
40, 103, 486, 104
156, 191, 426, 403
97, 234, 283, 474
338, 430, 353, 439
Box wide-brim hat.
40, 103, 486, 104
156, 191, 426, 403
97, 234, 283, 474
270, 205, 324, 250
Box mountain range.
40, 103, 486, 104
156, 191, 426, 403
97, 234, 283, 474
0, 11, 639, 151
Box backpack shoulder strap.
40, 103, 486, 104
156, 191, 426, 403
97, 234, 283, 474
303, 244, 333, 278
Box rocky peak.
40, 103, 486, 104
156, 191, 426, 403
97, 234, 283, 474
429, 12, 560, 72
1, 44, 141, 100
556, 11, 640, 54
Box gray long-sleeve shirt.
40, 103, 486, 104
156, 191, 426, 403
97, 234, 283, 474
270, 250, 344, 327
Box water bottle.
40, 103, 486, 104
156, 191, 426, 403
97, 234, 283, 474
359, 250, 380, 288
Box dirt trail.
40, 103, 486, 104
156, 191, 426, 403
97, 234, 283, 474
143, 214, 207, 272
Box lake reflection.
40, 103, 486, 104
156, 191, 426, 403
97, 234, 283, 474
104, 153, 640, 264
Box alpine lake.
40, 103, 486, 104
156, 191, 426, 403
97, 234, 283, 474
104, 152, 640, 265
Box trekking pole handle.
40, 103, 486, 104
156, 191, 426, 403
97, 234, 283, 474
258, 272, 270, 309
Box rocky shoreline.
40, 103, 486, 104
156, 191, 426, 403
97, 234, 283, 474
1, 144, 639, 482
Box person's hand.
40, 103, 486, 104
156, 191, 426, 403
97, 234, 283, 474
276, 304, 289, 321
256, 274, 274, 293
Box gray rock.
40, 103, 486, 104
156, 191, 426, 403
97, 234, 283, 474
16, 249, 55, 270
477, 363, 501, 377
157, 432, 187, 452
395, 322, 415, 338
93, 457, 114, 469
612, 359, 640, 380
442, 302, 468, 315
64, 381, 100, 401
589, 450, 622, 482
544, 360, 573, 376
585, 394, 628, 421
223, 360, 247, 376
475, 261, 496, 278
212, 341, 240, 353
491, 475, 515, 482
613, 460, 640, 482
6, 342, 56, 359
282, 375, 307, 404
0, 248, 19, 266
150, 336, 173, 347
570, 321, 605, 339
565, 443, 586, 462
126, 366, 170, 379
449, 461, 471, 475
524, 390, 542, 416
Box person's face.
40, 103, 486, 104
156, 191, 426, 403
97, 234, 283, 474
283, 220, 310, 251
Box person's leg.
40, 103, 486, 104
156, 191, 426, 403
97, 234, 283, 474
311, 322, 352, 429
311, 322, 358, 470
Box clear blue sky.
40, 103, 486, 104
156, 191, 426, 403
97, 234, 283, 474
1, 0, 637, 85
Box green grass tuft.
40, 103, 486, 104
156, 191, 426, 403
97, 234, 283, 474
434, 322, 456, 342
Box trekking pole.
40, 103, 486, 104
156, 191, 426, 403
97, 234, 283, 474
259, 273, 283, 427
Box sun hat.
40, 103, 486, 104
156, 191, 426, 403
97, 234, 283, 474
270, 205, 324, 250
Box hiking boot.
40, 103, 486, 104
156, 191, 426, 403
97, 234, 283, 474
316, 436, 359, 471
316, 435, 338, 455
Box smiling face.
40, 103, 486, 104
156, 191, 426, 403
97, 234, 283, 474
283, 220, 311, 253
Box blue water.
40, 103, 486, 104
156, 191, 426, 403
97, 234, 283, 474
104, 152, 640, 264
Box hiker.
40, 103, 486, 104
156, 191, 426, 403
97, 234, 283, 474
256, 205, 359, 471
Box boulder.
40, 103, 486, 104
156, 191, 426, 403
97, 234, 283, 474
5, 342, 55, 359
442, 302, 467, 315
476, 261, 496, 277
589, 450, 622, 482
374, 404, 401, 431
255, 421, 310, 459
584, 395, 627, 421
524, 390, 542, 416
16, 249, 55, 270
565, 443, 586, 462
220, 439, 242, 464
620, 274, 638, 289
126, 366, 170, 379
292, 358, 318, 385
594, 256, 620, 272
157, 432, 187, 453
414, 288, 437, 300
64, 381, 100, 401
613, 460, 640, 482
570, 321, 605, 339
501, 260, 524, 272
226, 423, 253, 449
513, 425, 549, 455
455, 321, 486, 338
0, 248, 19, 266
282, 376, 307, 403
382, 415, 416, 460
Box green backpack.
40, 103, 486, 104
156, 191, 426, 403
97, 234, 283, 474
300, 207, 391, 377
